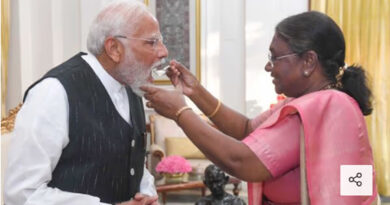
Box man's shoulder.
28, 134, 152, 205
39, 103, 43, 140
46, 52, 89, 77
23, 53, 91, 102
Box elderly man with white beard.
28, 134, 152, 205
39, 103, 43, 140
4, 1, 167, 205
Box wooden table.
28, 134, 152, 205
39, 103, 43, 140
156, 177, 241, 204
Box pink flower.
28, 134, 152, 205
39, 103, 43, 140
156, 155, 192, 174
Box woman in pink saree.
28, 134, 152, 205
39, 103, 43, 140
142, 11, 377, 204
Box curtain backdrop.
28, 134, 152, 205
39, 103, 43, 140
311, 0, 390, 196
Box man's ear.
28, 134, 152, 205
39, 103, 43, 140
302, 50, 318, 77
103, 37, 123, 63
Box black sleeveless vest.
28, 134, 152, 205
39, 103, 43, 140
23, 52, 147, 203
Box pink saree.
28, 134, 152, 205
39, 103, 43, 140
243, 90, 377, 205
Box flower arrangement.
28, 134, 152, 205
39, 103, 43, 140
156, 155, 192, 174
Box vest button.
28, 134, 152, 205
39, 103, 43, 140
130, 168, 135, 176
131, 139, 135, 147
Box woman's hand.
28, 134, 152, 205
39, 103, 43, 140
167, 60, 200, 97
141, 85, 187, 120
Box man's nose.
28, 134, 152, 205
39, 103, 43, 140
156, 43, 168, 58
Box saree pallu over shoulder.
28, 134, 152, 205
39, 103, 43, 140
246, 90, 377, 205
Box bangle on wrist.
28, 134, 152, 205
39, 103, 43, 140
175, 106, 192, 122
207, 100, 221, 118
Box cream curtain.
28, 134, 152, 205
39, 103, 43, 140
1, 0, 10, 118
311, 0, 390, 196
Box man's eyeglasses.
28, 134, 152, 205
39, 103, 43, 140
114, 35, 163, 50
267, 52, 298, 68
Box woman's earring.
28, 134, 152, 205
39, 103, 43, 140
304, 71, 309, 76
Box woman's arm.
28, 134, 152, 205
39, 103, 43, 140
167, 61, 254, 140
189, 84, 253, 140
175, 109, 271, 182
141, 85, 272, 182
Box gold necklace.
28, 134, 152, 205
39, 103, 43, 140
321, 84, 335, 90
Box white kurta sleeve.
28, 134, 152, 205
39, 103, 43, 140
4, 78, 109, 205
139, 166, 157, 196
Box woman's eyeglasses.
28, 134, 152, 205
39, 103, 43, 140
268, 52, 298, 67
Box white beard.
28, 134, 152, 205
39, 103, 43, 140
115, 50, 164, 97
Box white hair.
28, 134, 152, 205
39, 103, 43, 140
86, 0, 150, 56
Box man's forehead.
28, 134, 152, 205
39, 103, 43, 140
149, 32, 162, 38
132, 15, 160, 37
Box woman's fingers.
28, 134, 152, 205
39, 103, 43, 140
166, 66, 180, 78
140, 85, 159, 94
170, 60, 191, 75
166, 70, 179, 86
166, 63, 181, 86
175, 81, 183, 92
141, 86, 162, 103
142, 85, 188, 120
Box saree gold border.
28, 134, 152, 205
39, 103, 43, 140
152, 0, 201, 85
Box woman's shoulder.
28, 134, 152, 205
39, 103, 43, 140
251, 90, 361, 130
289, 89, 359, 110
251, 98, 294, 129
285, 89, 364, 124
